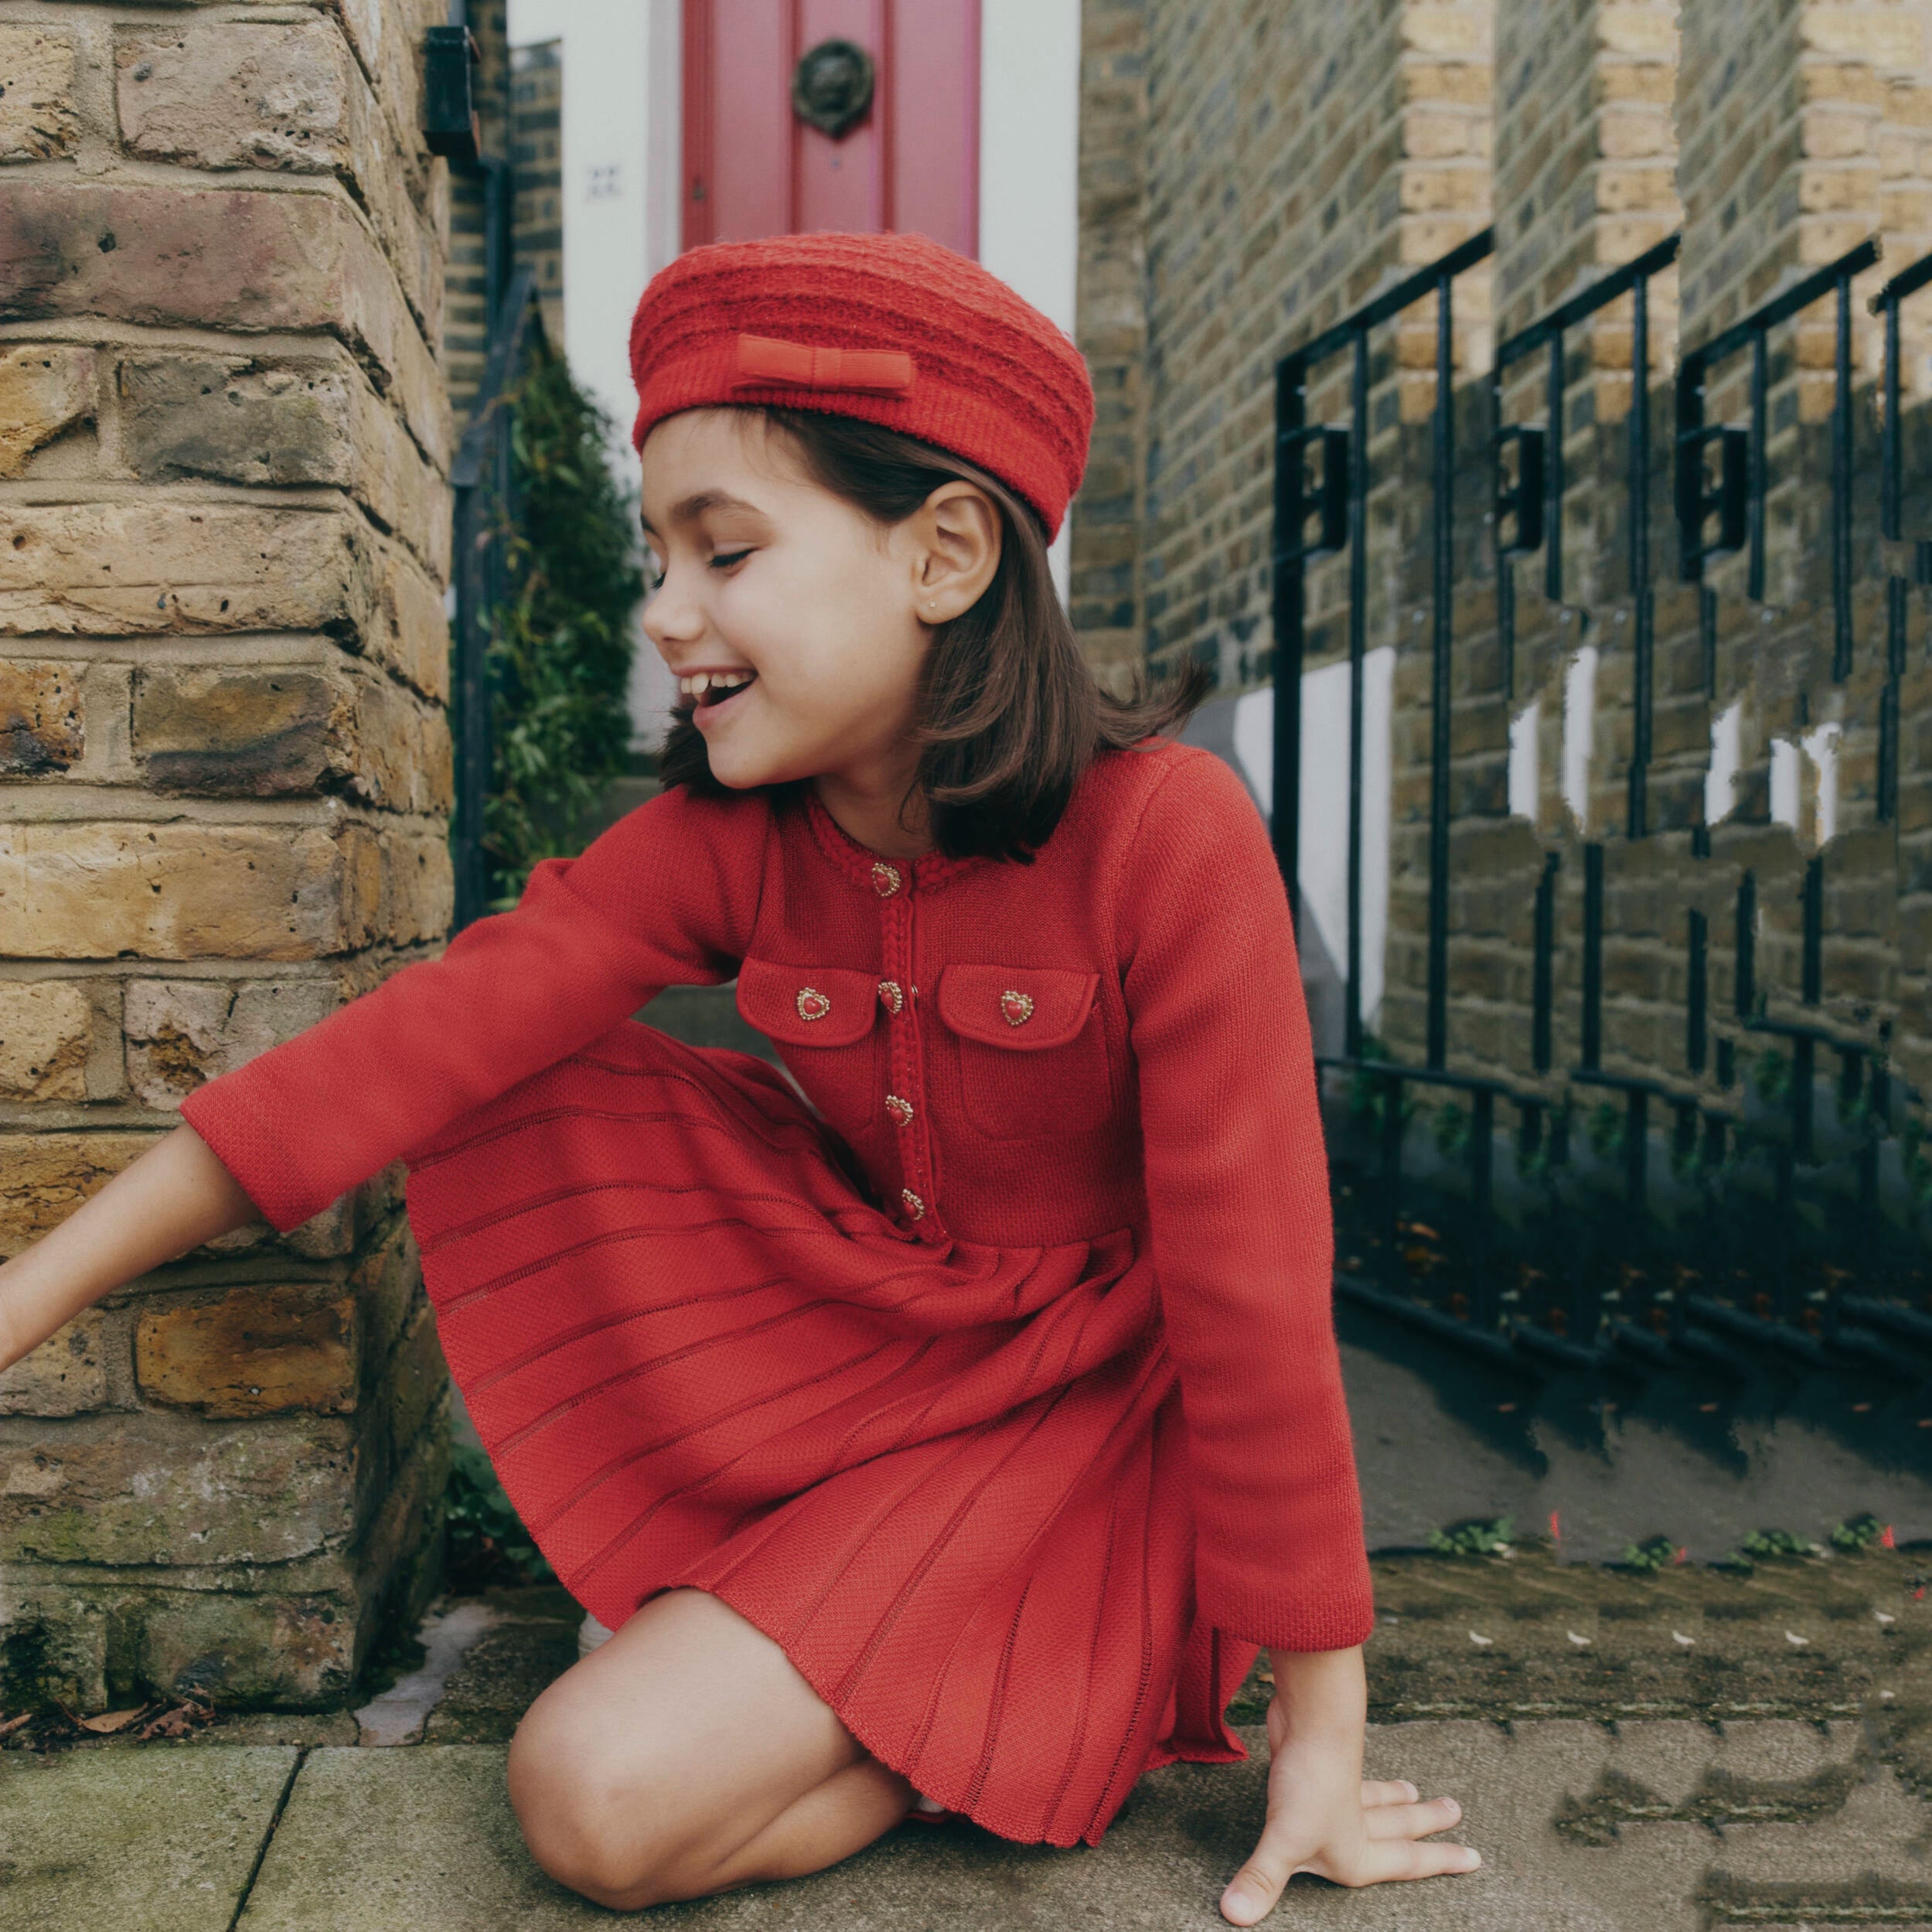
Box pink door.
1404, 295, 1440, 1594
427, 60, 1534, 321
682, 0, 980, 257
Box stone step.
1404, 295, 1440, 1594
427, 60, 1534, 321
6, 1554, 1923, 1927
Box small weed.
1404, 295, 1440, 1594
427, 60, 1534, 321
1427, 1515, 1515, 1558
1752, 1048, 1791, 1106
1734, 1528, 1818, 1563
1619, 1534, 1683, 1573
1584, 1100, 1624, 1161
1828, 1512, 1889, 1553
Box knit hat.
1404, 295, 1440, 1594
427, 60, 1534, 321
627, 230, 1094, 541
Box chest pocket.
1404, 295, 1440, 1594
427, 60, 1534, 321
935, 963, 1113, 1140
736, 959, 883, 1136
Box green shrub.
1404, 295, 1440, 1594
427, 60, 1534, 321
445, 1440, 557, 1591
482, 342, 646, 908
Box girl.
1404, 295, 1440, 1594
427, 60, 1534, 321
0, 230, 1478, 1920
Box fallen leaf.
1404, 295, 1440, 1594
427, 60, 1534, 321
0, 1712, 34, 1739
76, 1707, 150, 1735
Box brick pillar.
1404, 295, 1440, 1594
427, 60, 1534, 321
1071, 0, 1150, 700
447, 0, 510, 425
0, 2, 455, 1711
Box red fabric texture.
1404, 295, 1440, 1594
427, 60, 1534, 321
627, 230, 1095, 541
178, 740, 1374, 1846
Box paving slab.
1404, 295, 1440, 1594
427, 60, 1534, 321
0, 1744, 297, 1931
229, 1719, 1932, 1932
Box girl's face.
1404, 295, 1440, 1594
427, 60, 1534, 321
639, 407, 999, 844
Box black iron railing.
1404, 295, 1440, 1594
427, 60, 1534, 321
1272, 227, 1496, 1065
450, 264, 543, 930
1873, 250, 1932, 823
1267, 231, 1932, 1384
1494, 231, 1679, 835
1675, 237, 1880, 679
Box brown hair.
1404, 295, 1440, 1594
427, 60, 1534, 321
653, 406, 1207, 862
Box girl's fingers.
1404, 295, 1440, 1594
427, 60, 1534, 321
1218, 1829, 1303, 1925
1359, 1778, 1420, 1809
1345, 1835, 1483, 1884
1361, 1794, 1464, 1842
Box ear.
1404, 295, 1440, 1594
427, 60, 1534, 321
907, 480, 1002, 625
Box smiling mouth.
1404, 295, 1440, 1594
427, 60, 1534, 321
680, 670, 757, 708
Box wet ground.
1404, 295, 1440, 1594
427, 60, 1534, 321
1341, 1301, 1932, 1559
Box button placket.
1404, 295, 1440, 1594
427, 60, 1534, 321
877, 879, 941, 1238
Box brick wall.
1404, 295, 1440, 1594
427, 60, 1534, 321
0, 0, 454, 1709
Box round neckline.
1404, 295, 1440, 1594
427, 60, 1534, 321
802, 786, 983, 893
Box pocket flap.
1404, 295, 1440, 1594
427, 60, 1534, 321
936, 964, 1100, 1051
736, 959, 880, 1047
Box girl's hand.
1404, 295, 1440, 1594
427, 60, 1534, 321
1219, 1647, 1480, 1925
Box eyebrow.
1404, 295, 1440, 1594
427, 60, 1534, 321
638, 489, 768, 536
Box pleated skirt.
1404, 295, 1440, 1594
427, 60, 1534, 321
400, 1017, 1256, 1848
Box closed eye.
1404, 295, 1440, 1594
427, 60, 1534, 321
646, 548, 751, 592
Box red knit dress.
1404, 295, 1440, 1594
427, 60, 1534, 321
179, 737, 1373, 1848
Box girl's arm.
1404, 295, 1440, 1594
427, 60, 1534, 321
176, 782, 768, 1236
1118, 748, 1477, 1909
1217, 1647, 1478, 1923
1119, 745, 1374, 1648
0, 1123, 259, 1376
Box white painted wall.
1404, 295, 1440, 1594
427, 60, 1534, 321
1508, 697, 1539, 823
979, 0, 1082, 609
1187, 652, 1395, 1037
1561, 643, 1599, 833
1706, 699, 1742, 830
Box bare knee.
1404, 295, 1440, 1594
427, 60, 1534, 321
508, 1694, 717, 1908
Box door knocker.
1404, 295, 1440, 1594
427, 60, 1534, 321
792, 38, 874, 140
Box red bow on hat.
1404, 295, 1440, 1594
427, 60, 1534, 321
731, 332, 916, 396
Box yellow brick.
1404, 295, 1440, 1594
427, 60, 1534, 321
0, 26, 79, 161
0, 502, 372, 641
1798, 159, 1881, 210
0, 1308, 109, 1415
136, 1286, 359, 1417
1801, 8, 1922, 72
1597, 5, 1679, 61
1404, 5, 1491, 61
0, 979, 90, 1101
1406, 104, 1481, 158
0, 822, 352, 961
0, 658, 82, 775
1599, 104, 1674, 159
0, 348, 94, 479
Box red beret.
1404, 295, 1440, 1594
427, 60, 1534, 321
627, 230, 1095, 542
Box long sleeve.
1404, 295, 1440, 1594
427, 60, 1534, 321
1119, 747, 1374, 1652
179, 784, 771, 1233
